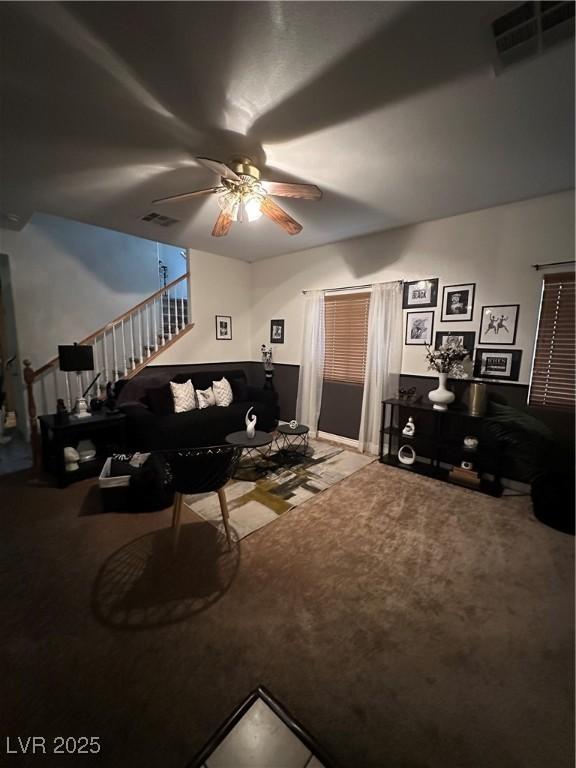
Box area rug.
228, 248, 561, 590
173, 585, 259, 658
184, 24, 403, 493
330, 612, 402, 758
182, 439, 374, 539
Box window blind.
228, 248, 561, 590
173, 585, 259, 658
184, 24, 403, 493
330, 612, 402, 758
323, 292, 370, 385
529, 271, 575, 409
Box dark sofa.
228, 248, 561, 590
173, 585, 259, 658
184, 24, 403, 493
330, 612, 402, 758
117, 368, 277, 451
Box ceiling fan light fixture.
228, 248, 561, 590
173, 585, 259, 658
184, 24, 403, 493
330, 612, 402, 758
218, 188, 264, 224
243, 191, 264, 222
155, 155, 317, 237
218, 190, 240, 221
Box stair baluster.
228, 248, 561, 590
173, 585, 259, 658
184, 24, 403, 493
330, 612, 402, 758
103, 333, 109, 384
121, 319, 127, 376
130, 315, 136, 368
112, 324, 118, 378
153, 296, 159, 352
145, 302, 151, 358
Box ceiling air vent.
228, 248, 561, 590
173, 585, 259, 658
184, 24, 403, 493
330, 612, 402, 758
140, 211, 179, 227
491, 1, 574, 73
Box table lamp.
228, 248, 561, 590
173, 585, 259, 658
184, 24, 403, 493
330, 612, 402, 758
58, 343, 94, 418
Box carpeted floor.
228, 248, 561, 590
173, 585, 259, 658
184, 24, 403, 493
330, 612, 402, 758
1, 462, 573, 768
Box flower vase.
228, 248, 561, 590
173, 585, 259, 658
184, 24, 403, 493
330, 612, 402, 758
428, 372, 455, 411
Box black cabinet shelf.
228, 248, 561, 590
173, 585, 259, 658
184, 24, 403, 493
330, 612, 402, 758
380, 454, 448, 480
39, 412, 126, 488
379, 398, 502, 497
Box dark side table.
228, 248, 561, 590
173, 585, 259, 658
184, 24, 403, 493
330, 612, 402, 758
275, 423, 310, 464
39, 411, 127, 488
225, 430, 274, 477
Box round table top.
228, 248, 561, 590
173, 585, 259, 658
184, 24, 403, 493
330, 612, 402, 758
277, 423, 309, 436
225, 430, 274, 448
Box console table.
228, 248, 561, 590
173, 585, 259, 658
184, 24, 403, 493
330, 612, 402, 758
379, 398, 502, 496
39, 411, 127, 488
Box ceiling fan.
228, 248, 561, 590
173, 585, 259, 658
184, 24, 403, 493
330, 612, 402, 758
152, 156, 322, 237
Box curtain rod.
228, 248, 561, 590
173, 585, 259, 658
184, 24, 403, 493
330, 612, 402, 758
302, 279, 402, 294
532, 260, 575, 271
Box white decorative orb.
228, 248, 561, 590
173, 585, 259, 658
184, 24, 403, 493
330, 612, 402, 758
397, 445, 416, 465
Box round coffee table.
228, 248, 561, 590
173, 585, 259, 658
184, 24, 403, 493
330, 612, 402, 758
225, 430, 274, 476
275, 423, 310, 464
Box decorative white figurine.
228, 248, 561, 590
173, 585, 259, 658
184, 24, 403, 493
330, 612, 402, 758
74, 395, 91, 418
245, 406, 257, 439
402, 417, 416, 437
463, 436, 479, 451
289, 420, 298, 430
63, 446, 80, 472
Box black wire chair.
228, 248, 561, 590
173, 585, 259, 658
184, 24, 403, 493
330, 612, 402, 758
164, 445, 242, 551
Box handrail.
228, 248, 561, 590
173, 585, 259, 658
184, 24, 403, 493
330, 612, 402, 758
33, 272, 189, 379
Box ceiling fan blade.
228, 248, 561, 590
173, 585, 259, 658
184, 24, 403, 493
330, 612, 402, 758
197, 156, 241, 182
261, 181, 322, 200
152, 187, 222, 204
212, 210, 233, 237
260, 197, 303, 235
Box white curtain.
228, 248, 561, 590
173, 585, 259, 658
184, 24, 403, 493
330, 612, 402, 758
358, 281, 403, 454
296, 290, 325, 437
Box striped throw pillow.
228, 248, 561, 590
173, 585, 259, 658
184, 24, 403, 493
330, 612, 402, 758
170, 380, 196, 413
212, 377, 233, 407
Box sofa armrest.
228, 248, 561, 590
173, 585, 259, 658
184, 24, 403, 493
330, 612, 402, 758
119, 403, 161, 451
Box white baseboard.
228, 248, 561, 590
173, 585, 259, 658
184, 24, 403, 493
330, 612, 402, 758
317, 431, 359, 449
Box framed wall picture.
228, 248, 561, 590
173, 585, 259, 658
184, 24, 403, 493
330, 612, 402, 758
402, 278, 439, 309
479, 304, 519, 345
473, 348, 522, 381
405, 310, 434, 345
441, 283, 476, 322
270, 319, 285, 344
435, 330, 475, 357
215, 315, 232, 340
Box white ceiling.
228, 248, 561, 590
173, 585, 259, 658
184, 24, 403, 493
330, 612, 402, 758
0, 1, 574, 261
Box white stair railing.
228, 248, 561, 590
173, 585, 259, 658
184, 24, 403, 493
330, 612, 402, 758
24, 273, 192, 435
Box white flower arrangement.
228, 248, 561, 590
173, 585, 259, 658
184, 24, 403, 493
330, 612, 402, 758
424, 341, 469, 378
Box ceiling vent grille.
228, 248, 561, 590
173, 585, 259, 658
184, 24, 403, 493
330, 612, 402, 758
491, 1, 574, 73
140, 211, 179, 227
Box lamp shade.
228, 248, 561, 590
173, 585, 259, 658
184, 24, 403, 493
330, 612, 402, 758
58, 344, 94, 372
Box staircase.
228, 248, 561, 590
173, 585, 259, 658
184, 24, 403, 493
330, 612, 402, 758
23, 272, 193, 458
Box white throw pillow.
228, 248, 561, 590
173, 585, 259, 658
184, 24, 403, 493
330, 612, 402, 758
212, 377, 233, 407
196, 386, 216, 409
170, 380, 196, 413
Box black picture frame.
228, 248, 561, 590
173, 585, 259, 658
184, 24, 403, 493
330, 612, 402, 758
402, 278, 439, 309
478, 304, 520, 345
215, 315, 232, 340
434, 330, 476, 357
405, 310, 434, 345
441, 283, 476, 322
270, 319, 285, 344
473, 348, 522, 381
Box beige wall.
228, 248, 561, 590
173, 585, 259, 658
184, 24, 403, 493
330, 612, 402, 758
152, 248, 252, 365
249, 190, 575, 385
